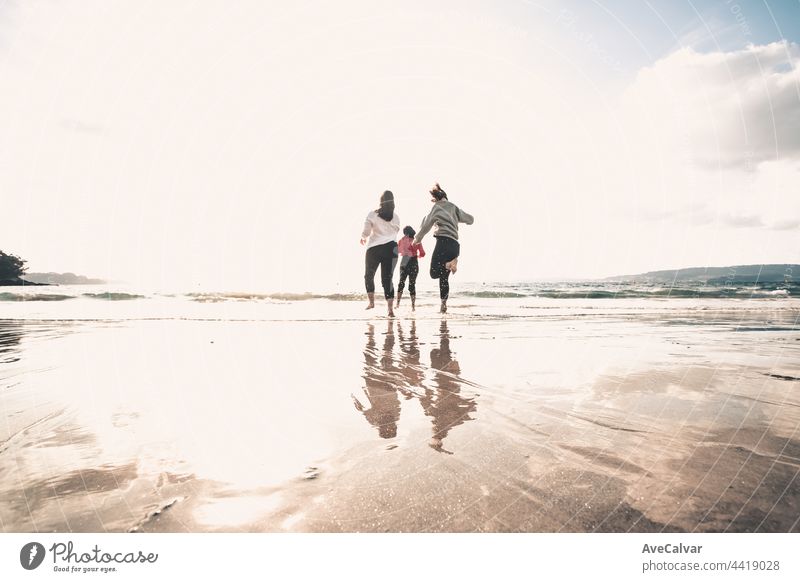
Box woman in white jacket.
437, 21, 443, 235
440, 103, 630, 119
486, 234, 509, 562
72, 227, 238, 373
360, 190, 400, 317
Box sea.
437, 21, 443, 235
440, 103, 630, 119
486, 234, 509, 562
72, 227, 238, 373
1, 280, 797, 321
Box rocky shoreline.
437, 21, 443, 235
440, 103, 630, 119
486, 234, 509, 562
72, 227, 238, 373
0, 278, 49, 286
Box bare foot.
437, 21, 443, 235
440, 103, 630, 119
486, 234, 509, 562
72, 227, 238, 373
365, 303, 375, 310
440, 302, 447, 314
446, 258, 458, 274
388, 309, 395, 318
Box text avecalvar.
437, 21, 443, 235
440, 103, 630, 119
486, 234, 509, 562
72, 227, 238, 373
642, 544, 702, 554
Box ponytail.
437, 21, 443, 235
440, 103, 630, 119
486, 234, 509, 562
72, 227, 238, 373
377, 190, 395, 221
430, 183, 447, 201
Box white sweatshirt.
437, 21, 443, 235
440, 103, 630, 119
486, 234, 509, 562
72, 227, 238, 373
361, 210, 400, 249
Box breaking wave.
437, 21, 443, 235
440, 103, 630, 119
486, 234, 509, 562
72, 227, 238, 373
82, 292, 146, 301
455, 284, 798, 300
186, 292, 364, 303
0, 292, 74, 302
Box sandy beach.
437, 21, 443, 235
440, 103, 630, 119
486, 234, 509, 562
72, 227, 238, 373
1, 291, 799, 533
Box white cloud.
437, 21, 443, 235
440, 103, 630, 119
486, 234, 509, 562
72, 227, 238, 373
771, 219, 800, 231
720, 213, 763, 228
604, 42, 800, 257
622, 41, 800, 167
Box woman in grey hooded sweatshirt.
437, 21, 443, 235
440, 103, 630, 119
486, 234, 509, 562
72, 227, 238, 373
413, 183, 474, 313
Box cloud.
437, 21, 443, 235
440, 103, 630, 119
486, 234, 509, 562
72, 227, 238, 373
721, 213, 763, 228
622, 41, 800, 168
640, 204, 715, 226
610, 43, 800, 241
769, 219, 800, 231
60, 119, 106, 136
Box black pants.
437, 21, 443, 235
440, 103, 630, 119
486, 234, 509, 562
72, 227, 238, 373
365, 241, 398, 299
430, 236, 460, 301
398, 257, 419, 296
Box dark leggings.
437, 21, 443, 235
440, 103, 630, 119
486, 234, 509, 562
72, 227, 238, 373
398, 257, 419, 296
365, 241, 398, 299
430, 236, 460, 301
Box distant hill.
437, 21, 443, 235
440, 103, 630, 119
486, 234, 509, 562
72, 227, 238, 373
605, 264, 799, 284
22, 272, 106, 285
0, 277, 48, 286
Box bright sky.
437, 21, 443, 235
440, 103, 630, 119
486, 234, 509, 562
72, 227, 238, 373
1, 0, 798, 290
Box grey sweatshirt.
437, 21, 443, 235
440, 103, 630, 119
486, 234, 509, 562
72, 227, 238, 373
413, 200, 474, 244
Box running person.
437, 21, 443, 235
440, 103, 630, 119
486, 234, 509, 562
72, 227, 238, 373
413, 183, 474, 313
396, 226, 425, 311
360, 190, 400, 317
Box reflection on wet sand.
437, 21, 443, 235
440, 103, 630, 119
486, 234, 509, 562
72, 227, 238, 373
0, 320, 24, 364
421, 320, 477, 453
12, 461, 138, 516
353, 319, 477, 451
1, 309, 799, 532
396, 319, 423, 388
352, 322, 403, 439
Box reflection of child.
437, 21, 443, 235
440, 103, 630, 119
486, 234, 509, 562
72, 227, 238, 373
396, 226, 425, 311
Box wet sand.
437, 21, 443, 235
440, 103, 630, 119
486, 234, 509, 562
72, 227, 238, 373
1, 301, 799, 532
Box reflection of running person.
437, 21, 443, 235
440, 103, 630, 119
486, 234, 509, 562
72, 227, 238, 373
396, 226, 425, 311
352, 321, 403, 439
420, 320, 477, 453
413, 183, 474, 313
360, 190, 400, 317
396, 319, 423, 389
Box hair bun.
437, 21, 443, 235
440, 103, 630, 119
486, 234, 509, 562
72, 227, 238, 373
429, 183, 447, 200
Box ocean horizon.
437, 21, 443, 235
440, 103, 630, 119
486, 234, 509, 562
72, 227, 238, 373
3, 279, 798, 304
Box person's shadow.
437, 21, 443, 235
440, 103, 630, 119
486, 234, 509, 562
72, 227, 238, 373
352, 321, 403, 439
419, 320, 477, 454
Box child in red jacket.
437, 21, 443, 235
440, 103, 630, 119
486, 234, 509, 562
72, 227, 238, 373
396, 226, 425, 311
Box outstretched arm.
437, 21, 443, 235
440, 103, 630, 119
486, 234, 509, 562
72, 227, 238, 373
456, 206, 474, 225
414, 210, 435, 245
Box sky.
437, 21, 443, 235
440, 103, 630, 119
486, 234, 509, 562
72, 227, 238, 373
1, 0, 799, 290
